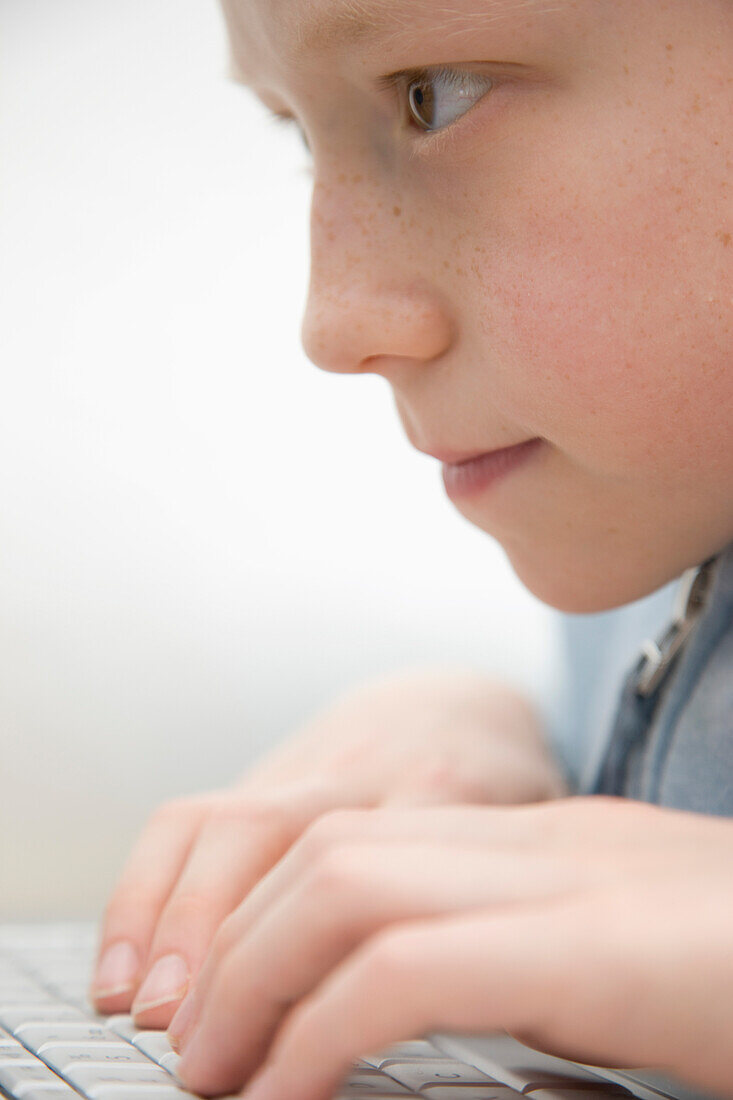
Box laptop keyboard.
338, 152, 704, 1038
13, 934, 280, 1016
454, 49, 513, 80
0, 925, 638, 1100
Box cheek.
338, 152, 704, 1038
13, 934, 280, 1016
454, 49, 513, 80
467, 106, 733, 483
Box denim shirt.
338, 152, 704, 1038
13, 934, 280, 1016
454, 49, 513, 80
589, 542, 733, 814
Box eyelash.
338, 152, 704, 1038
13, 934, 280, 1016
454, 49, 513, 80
378, 65, 476, 127
267, 64, 492, 163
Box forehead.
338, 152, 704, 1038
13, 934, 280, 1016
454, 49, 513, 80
220, 0, 568, 83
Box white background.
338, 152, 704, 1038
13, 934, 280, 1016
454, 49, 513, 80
0, 0, 560, 919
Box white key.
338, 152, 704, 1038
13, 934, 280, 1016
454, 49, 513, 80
40, 1042, 150, 1076
86, 1087, 191, 1100
159, 1052, 181, 1076
526, 1092, 629, 1100
14, 1089, 78, 1100
0, 1048, 40, 1065
381, 1060, 491, 1091
66, 1063, 172, 1089
132, 1032, 174, 1062
1, 985, 46, 1000
0, 1063, 69, 1097
363, 1041, 443, 1067
421, 1089, 521, 1100
450, 1036, 609, 1093
334, 1092, 416, 1100
1, 1007, 86, 1033
105, 1015, 138, 1041
0, 995, 56, 1010
16, 1023, 119, 1050
339, 1070, 413, 1095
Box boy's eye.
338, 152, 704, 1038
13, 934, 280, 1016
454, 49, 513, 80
402, 67, 495, 132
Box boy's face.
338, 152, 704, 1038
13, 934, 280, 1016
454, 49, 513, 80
222, 0, 733, 612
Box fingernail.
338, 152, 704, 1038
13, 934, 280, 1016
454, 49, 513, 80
168, 991, 199, 1052
92, 941, 140, 998
132, 953, 190, 1014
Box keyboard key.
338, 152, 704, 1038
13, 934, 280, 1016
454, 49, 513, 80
132, 1032, 175, 1062
85, 1088, 190, 1100
40, 1042, 151, 1076
0, 1048, 40, 1065
66, 1064, 173, 1090
16, 1023, 119, 1050
340, 1069, 414, 1094
0, 1007, 86, 1033
362, 1042, 443, 1067
449, 1036, 611, 1093
0, 1063, 69, 1097
526, 1091, 632, 1100
2, 990, 47, 1002
515, 1077, 624, 1094
159, 1052, 182, 1076
105, 1015, 138, 1042
381, 1060, 492, 1091
421, 1089, 521, 1100
14, 1089, 78, 1100
335, 1093, 416, 1100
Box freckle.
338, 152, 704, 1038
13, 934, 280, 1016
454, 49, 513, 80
717, 230, 731, 247
665, 43, 673, 51
338, 173, 346, 184
623, 64, 630, 75
352, 174, 363, 184
393, 206, 402, 216
443, 261, 451, 270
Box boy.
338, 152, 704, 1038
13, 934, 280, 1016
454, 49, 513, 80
91, 1, 733, 1097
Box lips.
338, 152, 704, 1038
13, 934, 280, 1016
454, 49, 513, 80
439, 438, 543, 501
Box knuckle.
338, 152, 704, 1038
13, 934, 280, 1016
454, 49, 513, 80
104, 882, 164, 923
157, 889, 213, 934
357, 926, 418, 986
297, 809, 368, 863
208, 795, 271, 826
304, 843, 363, 905
204, 795, 293, 841
210, 911, 240, 960
148, 795, 206, 829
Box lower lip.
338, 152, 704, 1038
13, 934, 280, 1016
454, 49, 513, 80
441, 438, 543, 502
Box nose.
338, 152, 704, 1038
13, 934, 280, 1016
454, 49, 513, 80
301, 179, 453, 376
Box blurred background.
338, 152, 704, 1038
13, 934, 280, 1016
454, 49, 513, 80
0, 0, 563, 919
0, 0, 676, 920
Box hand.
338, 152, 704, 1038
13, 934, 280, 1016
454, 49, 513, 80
172, 797, 733, 1100
90, 670, 566, 1025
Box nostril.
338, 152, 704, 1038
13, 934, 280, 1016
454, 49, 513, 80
301, 282, 454, 376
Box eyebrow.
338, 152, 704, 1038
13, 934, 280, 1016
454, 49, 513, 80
229, 0, 567, 84
282, 0, 407, 61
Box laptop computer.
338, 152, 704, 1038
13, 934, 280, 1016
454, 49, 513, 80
0, 922, 721, 1100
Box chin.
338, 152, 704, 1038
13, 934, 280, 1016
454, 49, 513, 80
502, 542, 672, 614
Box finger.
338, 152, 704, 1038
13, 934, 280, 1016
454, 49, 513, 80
188, 805, 529, 956
91, 795, 213, 1013
130, 794, 309, 1028
147, 779, 376, 1031
231, 901, 634, 1100
176, 842, 587, 1095
169, 798, 650, 1050
167, 806, 511, 1048
169, 801, 586, 1049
